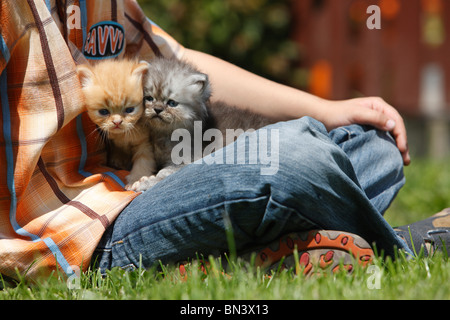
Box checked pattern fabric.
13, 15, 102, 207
0, 0, 183, 281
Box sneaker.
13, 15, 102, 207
243, 230, 374, 276
394, 208, 450, 257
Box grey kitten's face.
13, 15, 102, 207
143, 58, 210, 132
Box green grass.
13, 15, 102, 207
1, 158, 449, 300
385, 157, 449, 227
1, 252, 449, 300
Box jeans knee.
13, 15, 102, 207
266, 117, 357, 190
331, 125, 404, 188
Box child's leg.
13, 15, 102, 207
92, 117, 409, 273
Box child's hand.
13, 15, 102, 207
320, 97, 410, 166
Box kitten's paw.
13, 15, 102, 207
126, 175, 160, 192
125, 182, 136, 191
125, 173, 140, 186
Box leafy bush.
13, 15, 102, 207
138, 0, 302, 86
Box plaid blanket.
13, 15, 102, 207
0, 0, 183, 280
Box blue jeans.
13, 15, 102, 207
92, 117, 410, 272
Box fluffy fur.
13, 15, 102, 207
76, 59, 157, 190
132, 57, 273, 191
144, 57, 210, 166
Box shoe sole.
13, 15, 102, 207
253, 230, 374, 275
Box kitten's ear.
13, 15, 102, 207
132, 61, 150, 80
76, 65, 94, 87
187, 73, 209, 94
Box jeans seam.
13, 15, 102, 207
117, 194, 272, 242
94, 247, 112, 252
121, 263, 137, 271
112, 240, 125, 247
115, 194, 320, 261
340, 127, 353, 139
267, 196, 320, 230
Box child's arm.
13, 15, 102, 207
182, 48, 410, 165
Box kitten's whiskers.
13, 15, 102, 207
86, 126, 108, 147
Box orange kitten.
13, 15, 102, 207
76, 59, 156, 190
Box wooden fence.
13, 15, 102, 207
290, 0, 450, 157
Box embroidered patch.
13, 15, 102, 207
83, 21, 125, 59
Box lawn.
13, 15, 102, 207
0, 158, 449, 301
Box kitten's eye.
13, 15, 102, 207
144, 96, 154, 102
125, 107, 135, 114
98, 109, 110, 116
167, 99, 179, 107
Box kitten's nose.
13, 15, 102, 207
154, 107, 163, 115
112, 119, 123, 126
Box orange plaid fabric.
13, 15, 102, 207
0, 0, 183, 281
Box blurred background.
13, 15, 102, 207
136, 0, 448, 227
137, 0, 450, 160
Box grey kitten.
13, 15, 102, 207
133, 57, 273, 191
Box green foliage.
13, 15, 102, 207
385, 158, 450, 227
1, 252, 449, 300
137, 0, 301, 86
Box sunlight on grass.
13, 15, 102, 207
1, 251, 449, 300
1, 158, 448, 300
385, 158, 449, 227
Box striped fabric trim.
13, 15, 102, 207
27, 0, 65, 131
75, 113, 126, 188
0, 0, 183, 280
76, 114, 92, 178
111, 0, 118, 22
37, 157, 111, 229
80, 0, 88, 50
0, 35, 10, 63
42, 238, 73, 277
1, 69, 74, 277
45, 0, 51, 12
0, 70, 28, 239
125, 13, 162, 57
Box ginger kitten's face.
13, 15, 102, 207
77, 59, 149, 137
143, 58, 210, 132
